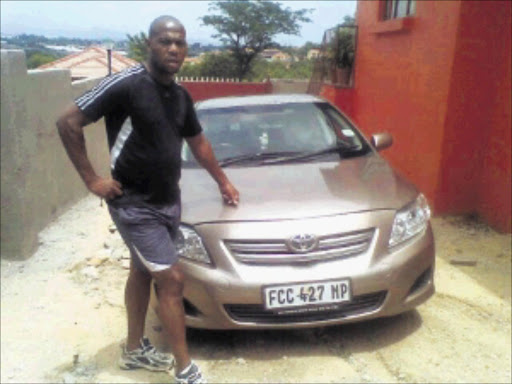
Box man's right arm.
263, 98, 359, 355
56, 104, 122, 200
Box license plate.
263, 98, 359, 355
262, 279, 351, 310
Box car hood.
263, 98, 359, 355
180, 154, 418, 224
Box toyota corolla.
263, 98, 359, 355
159, 94, 435, 329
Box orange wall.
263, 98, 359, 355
436, 1, 510, 219
319, 84, 356, 118
353, 0, 511, 232
353, 0, 462, 206
475, 1, 511, 232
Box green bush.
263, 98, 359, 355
178, 53, 313, 81
26, 51, 60, 69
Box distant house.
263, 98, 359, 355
184, 56, 202, 66
307, 48, 321, 60
38, 46, 138, 81
271, 51, 292, 62
260, 49, 292, 62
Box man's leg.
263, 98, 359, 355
151, 264, 190, 374
118, 257, 175, 372
125, 260, 151, 351
109, 205, 174, 372
109, 203, 203, 380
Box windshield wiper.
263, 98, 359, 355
264, 141, 361, 165
219, 151, 304, 167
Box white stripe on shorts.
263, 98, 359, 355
132, 245, 171, 272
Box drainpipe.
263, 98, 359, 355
105, 41, 114, 76
107, 48, 112, 75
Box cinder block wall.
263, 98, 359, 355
1, 50, 110, 260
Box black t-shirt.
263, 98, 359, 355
75, 64, 202, 207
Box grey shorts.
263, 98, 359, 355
108, 202, 181, 273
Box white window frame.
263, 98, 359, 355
384, 0, 416, 20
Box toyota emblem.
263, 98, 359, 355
286, 234, 319, 253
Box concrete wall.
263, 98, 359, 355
1, 50, 110, 260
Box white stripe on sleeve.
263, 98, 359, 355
76, 65, 144, 110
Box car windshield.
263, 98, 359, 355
182, 102, 370, 167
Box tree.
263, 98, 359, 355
201, 0, 312, 80
126, 32, 148, 62
178, 52, 239, 79
178, 63, 202, 78
199, 52, 239, 78
335, 15, 357, 70
26, 51, 60, 69
325, 14, 356, 85
341, 15, 356, 27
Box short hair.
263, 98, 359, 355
148, 16, 185, 38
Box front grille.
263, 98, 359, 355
224, 291, 387, 324
224, 228, 375, 264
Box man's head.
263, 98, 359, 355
146, 16, 187, 77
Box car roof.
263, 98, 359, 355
195, 94, 325, 110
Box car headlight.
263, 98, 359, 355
389, 194, 431, 248
175, 225, 212, 265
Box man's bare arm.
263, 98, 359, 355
56, 104, 123, 200
185, 133, 239, 206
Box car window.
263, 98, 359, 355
182, 102, 367, 165
319, 103, 365, 149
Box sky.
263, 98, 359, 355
0, 0, 357, 46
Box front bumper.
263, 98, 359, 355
154, 211, 435, 329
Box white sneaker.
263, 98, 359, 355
175, 361, 207, 384
119, 337, 174, 372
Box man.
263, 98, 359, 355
56, 15, 239, 384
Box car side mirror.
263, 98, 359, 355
371, 133, 393, 151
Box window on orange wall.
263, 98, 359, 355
384, 0, 416, 19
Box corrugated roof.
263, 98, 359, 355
38, 46, 138, 79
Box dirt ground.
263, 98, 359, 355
1, 194, 511, 383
